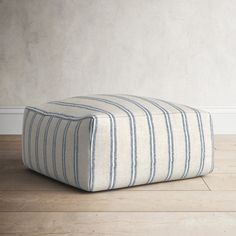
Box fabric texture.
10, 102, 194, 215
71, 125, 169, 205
22, 94, 214, 192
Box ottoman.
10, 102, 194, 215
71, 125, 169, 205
22, 94, 214, 192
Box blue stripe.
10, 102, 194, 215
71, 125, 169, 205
43, 116, 53, 176
62, 121, 71, 183
155, 99, 191, 180
88, 118, 93, 137
35, 115, 44, 172
89, 116, 97, 191
75, 96, 137, 187
106, 95, 156, 184
132, 96, 174, 182
22, 109, 30, 166
193, 109, 205, 176
28, 112, 37, 169
52, 118, 62, 179
49, 101, 117, 190
74, 121, 82, 188
182, 104, 205, 176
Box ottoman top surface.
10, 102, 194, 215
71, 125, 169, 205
27, 94, 208, 119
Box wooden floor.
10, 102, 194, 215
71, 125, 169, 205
0, 135, 236, 235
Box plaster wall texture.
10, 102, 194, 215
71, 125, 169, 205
0, 0, 235, 106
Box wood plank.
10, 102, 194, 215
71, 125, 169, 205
1, 212, 236, 236
0, 173, 209, 191
203, 174, 236, 191
0, 167, 209, 191
0, 135, 21, 142
0, 158, 22, 171
0, 135, 21, 154
213, 150, 236, 174
1, 190, 236, 212
127, 177, 208, 191
214, 135, 236, 151
0, 169, 73, 191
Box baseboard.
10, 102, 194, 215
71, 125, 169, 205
0, 106, 235, 134
199, 106, 236, 134
0, 107, 25, 134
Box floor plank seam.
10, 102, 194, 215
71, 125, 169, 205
201, 177, 212, 191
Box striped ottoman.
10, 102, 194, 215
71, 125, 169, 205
22, 95, 214, 192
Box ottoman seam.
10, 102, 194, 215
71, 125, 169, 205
26, 106, 211, 119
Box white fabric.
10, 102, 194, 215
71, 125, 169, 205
22, 95, 214, 192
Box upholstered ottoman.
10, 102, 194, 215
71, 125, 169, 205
22, 95, 214, 192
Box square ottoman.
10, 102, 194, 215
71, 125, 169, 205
22, 94, 214, 192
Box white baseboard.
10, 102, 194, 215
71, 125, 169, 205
199, 106, 236, 134
0, 106, 235, 134
0, 107, 25, 135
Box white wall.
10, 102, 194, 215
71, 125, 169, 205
0, 0, 235, 134
0, 0, 235, 107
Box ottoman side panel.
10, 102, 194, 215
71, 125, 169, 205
197, 112, 214, 176
169, 111, 214, 180
22, 107, 93, 191
88, 109, 214, 192
22, 108, 33, 167
74, 117, 94, 191
88, 116, 112, 192
22, 108, 45, 171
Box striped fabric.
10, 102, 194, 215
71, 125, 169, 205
22, 95, 214, 192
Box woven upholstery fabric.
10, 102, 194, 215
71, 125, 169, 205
22, 95, 214, 192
